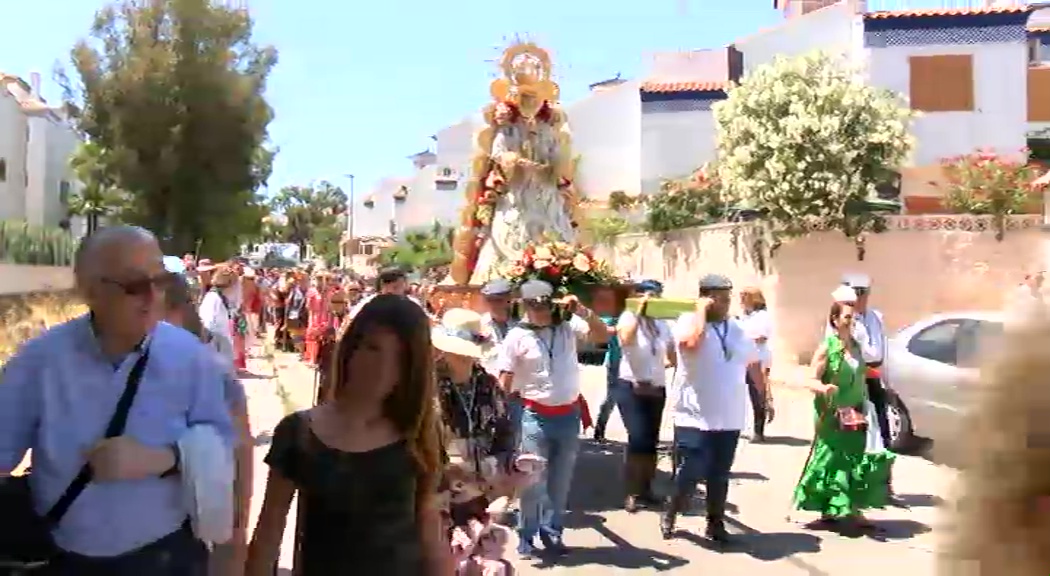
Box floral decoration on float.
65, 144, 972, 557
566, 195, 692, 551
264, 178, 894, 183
499, 241, 617, 298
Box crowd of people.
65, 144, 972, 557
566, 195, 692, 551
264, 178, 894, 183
1, 225, 1046, 575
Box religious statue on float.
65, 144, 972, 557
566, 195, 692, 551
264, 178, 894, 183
449, 41, 584, 285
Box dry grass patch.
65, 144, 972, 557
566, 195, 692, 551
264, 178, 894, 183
0, 291, 86, 365
1, 291, 84, 475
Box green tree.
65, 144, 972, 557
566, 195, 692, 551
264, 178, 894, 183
66, 141, 128, 234
268, 181, 348, 265
377, 221, 454, 273
713, 51, 914, 257
57, 0, 277, 257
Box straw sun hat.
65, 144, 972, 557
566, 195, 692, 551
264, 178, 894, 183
431, 308, 493, 359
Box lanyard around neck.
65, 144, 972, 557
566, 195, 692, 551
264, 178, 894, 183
711, 321, 731, 360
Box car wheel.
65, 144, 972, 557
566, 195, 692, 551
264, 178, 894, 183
884, 392, 914, 453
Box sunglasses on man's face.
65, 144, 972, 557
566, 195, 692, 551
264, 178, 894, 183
102, 273, 172, 297
853, 288, 869, 296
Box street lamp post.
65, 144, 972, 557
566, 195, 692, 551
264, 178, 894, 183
344, 173, 355, 239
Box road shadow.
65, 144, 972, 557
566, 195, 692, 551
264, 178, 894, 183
756, 435, 811, 447
865, 519, 932, 542
803, 517, 931, 541
893, 493, 944, 508
729, 471, 769, 482
531, 513, 689, 571
565, 440, 637, 519
674, 515, 823, 562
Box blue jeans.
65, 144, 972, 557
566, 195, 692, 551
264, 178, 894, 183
594, 361, 621, 435
614, 380, 666, 455
672, 428, 740, 518
518, 407, 581, 539
504, 396, 525, 469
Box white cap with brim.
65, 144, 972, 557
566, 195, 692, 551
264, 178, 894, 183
431, 308, 493, 359
832, 285, 858, 303
841, 273, 872, 289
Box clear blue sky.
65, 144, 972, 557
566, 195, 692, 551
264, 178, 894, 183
4, 1, 794, 197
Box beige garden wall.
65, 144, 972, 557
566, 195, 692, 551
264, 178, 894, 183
595, 215, 1046, 366
0, 264, 75, 295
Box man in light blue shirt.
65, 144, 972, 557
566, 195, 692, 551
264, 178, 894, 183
0, 226, 234, 575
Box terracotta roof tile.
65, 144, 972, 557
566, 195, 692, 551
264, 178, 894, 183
641, 80, 727, 93
1030, 25, 1050, 33
865, 5, 1032, 20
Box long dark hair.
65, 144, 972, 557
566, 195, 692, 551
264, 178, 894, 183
328, 295, 442, 513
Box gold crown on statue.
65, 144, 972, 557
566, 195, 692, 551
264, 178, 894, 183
490, 41, 559, 116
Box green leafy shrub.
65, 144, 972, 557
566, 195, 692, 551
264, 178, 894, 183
0, 221, 76, 266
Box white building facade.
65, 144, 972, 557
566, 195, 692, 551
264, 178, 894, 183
347, 0, 1045, 253
0, 73, 81, 229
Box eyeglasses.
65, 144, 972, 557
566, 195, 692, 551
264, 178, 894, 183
102, 273, 172, 296
853, 288, 870, 295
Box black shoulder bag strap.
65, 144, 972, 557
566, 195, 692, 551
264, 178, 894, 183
43, 347, 151, 525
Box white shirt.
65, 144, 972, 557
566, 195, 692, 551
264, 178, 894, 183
498, 315, 590, 406
480, 312, 517, 377
617, 311, 672, 387
199, 290, 234, 365
227, 282, 243, 310
670, 313, 757, 431
740, 308, 773, 370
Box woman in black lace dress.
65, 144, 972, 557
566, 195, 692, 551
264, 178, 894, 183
246, 295, 450, 576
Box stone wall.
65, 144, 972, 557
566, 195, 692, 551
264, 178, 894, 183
595, 215, 1046, 365
0, 263, 74, 295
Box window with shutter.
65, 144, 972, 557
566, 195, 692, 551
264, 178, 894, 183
908, 54, 974, 113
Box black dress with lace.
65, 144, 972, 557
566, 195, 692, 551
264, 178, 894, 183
265, 412, 423, 575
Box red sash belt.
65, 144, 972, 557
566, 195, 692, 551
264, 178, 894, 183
522, 395, 594, 429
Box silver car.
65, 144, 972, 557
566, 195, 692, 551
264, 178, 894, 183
881, 311, 1003, 459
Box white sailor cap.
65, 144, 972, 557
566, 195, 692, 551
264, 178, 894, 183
841, 273, 872, 289
832, 285, 858, 303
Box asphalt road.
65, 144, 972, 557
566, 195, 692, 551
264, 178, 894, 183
244, 350, 955, 575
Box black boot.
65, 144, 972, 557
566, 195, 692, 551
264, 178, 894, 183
660, 493, 689, 540
623, 454, 644, 513
637, 453, 662, 506
704, 479, 734, 545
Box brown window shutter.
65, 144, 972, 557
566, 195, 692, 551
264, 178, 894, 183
909, 54, 974, 112
1028, 66, 1050, 122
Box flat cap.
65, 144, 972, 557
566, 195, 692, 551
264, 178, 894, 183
636, 279, 664, 294
698, 273, 733, 290
481, 278, 513, 296
520, 279, 554, 301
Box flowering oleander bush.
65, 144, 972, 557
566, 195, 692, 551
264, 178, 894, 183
713, 51, 915, 244
644, 164, 726, 233
940, 150, 1040, 239
500, 241, 615, 297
